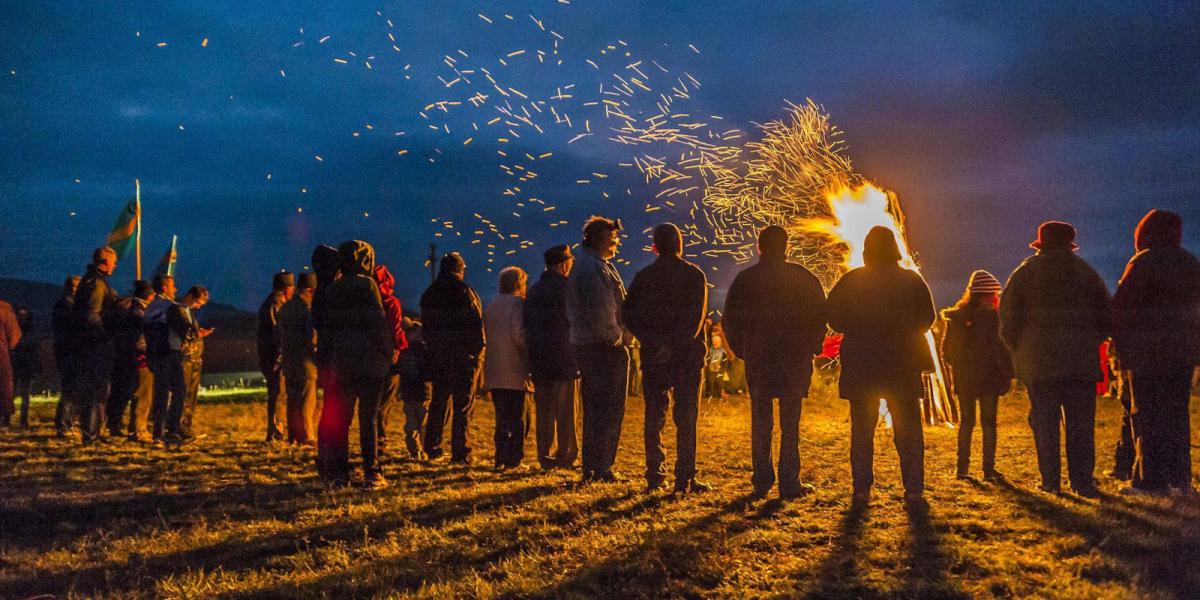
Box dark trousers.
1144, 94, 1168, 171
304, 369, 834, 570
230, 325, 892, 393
322, 374, 386, 482
56, 365, 77, 435
849, 396, 925, 494
1027, 380, 1096, 491
150, 352, 186, 439
182, 358, 201, 437
16, 378, 31, 429
403, 380, 431, 458
1129, 368, 1194, 490
1113, 374, 1135, 478
78, 348, 114, 444
957, 396, 998, 475
262, 362, 287, 441
111, 365, 154, 439
424, 365, 479, 461
284, 362, 318, 444
749, 388, 803, 494
575, 343, 629, 478
643, 362, 702, 484
533, 378, 579, 468
377, 374, 399, 453
492, 389, 531, 467
105, 357, 136, 435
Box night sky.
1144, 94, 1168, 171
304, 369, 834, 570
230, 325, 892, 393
2, 2, 1197, 311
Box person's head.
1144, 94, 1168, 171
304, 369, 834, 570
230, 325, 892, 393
863, 226, 903, 267
440, 252, 466, 280
182, 285, 209, 310
1134, 209, 1183, 252
92, 247, 118, 275
152, 274, 177, 300
132, 279, 155, 302
14, 305, 31, 329
1029, 221, 1078, 253
337, 240, 377, 277
272, 271, 295, 301
652, 223, 683, 258
63, 275, 81, 298
296, 272, 317, 300
954, 270, 1002, 310
757, 225, 789, 258
311, 244, 341, 285
498, 266, 528, 298
581, 215, 622, 259
543, 244, 574, 276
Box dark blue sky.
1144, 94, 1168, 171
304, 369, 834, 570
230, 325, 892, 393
2, 1, 1197, 310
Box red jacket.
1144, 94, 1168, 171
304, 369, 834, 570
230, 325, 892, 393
374, 265, 409, 356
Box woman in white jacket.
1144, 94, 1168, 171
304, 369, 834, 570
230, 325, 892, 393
484, 267, 533, 470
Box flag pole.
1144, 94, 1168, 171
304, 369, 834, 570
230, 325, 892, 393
135, 179, 142, 280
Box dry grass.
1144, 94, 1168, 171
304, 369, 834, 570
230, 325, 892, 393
2, 382, 1199, 599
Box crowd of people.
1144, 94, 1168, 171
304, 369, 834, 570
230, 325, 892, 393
0, 209, 1196, 503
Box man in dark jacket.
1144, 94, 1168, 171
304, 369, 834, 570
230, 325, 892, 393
311, 244, 347, 479
51, 275, 81, 437
73, 247, 120, 444
524, 245, 580, 470
420, 252, 485, 464
1001, 221, 1111, 498
257, 271, 294, 442
622, 224, 711, 493
105, 280, 155, 441
724, 225, 827, 498
278, 273, 319, 445
1112, 210, 1200, 495
11, 305, 38, 430
145, 275, 203, 445
323, 240, 394, 489
828, 227, 936, 503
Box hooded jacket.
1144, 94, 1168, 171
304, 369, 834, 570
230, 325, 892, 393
420, 270, 485, 374
373, 264, 409, 357
311, 244, 340, 368
1112, 210, 1200, 372
941, 302, 1014, 398
1000, 248, 1111, 384
324, 240, 395, 379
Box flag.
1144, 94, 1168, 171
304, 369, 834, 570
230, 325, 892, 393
105, 195, 140, 259
154, 235, 177, 277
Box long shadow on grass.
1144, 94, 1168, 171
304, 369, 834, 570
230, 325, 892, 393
900, 500, 970, 599
994, 479, 1200, 597
801, 499, 873, 598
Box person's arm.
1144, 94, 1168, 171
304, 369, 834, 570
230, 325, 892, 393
3, 307, 20, 350
620, 271, 645, 340
722, 275, 745, 357
1111, 255, 1144, 352
511, 299, 526, 351
999, 267, 1025, 350
803, 272, 828, 356
687, 267, 709, 342
467, 287, 485, 355
912, 273, 937, 333
826, 273, 850, 334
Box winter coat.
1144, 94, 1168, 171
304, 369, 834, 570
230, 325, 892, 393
1000, 249, 1111, 384
51, 294, 75, 365
622, 255, 708, 369
11, 309, 39, 381
566, 246, 626, 346
523, 270, 578, 382
420, 271, 485, 375
484, 294, 531, 391
0, 301, 20, 401
277, 295, 316, 371
256, 290, 287, 369
827, 264, 936, 400
723, 256, 827, 398
1112, 220, 1200, 373
311, 244, 340, 368
374, 265, 409, 358
940, 304, 1014, 399
72, 264, 118, 349
112, 297, 151, 367
325, 240, 395, 380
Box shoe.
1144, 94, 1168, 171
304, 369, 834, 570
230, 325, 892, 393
1073, 486, 1101, 499
449, 456, 473, 467
983, 469, 1003, 482
956, 471, 971, 481
1038, 485, 1062, 495
426, 448, 445, 461
595, 470, 627, 483
903, 490, 926, 504
1106, 469, 1132, 481
362, 474, 390, 491
851, 489, 872, 504
749, 485, 772, 500
646, 475, 667, 492
675, 478, 713, 495
779, 482, 815, 499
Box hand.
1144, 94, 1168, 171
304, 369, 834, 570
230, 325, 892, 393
393, 349, 401, 364
200, 327, 215, 338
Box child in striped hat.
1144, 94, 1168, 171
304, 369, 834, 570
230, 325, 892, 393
940, 270, 1014, 480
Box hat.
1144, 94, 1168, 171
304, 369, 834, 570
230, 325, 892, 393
296, 272, 317, 290
272, 271, 295, 290
967, 270, 1002, 295
1030, 221, 1078, 251
543, 244, 573, 266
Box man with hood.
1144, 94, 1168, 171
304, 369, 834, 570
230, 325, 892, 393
1112, 210, 1200, 495
723, 225, 827, 499
1001, 221, 1111, 498
278, 273, 319, 445
73, 247, 120, 444
622, 223, 711, 494
258, 271, 294, 442
420, 252, 485, 464
373, 264, 408, 455
51, 275, 81, 437
323, 240, 394, 489
105, 280, 155, 441
827, 227, 936, 503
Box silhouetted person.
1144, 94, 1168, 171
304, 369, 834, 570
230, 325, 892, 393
724, 225, 827, 498
1001, 221, 1111, 498
324, 240, 394, 489
11, 305, 38, 430
484, 267, 532, 470
278, 272, 318, 445
178, 286, 212, 438
73, 247, 120, 444
828, 227, 935, 503
105, 280, 155, 441
0, 298, 20, 429
312, 244, 346, 479
524, 245, 580, 470
941, 270, 1013, 480
567, 216, 630, 483
1112, 210, 1200, 496
622, 223, 710, 493
420, 252, 485, 465
398, 317, 431, 460
51, 275, 81, 437
258, 271, 294, 442
373, 264, 408, 456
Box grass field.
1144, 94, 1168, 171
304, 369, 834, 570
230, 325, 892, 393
2, 383, 1199, 599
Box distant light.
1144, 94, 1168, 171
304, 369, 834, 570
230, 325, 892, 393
69, 211, 77, 217
363, 212, 369, 217
297, 207, 303, 213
